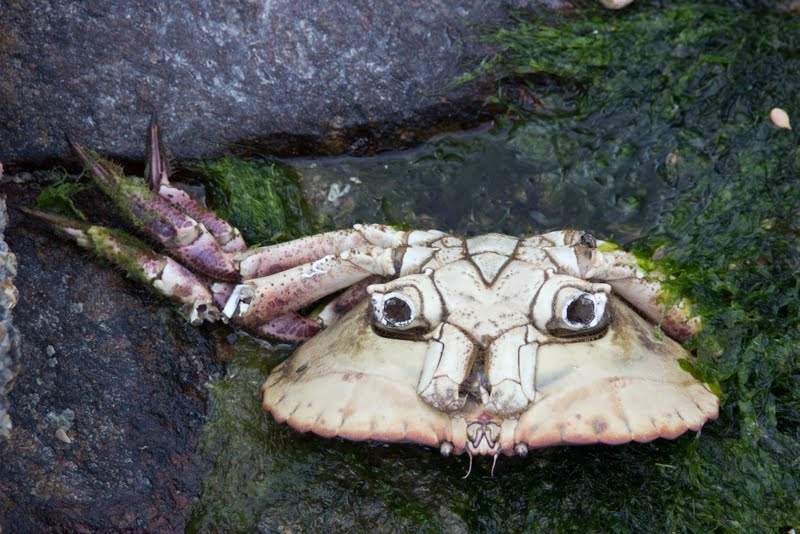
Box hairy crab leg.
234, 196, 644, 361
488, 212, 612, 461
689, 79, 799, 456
70, 139, 240, 281
225, 246, 397, 329
146, 116, 246, 253
23, 208, 219, 324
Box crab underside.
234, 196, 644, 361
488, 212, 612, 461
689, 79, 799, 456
25, 120, 719, 461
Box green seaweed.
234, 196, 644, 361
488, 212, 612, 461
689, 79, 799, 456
192, 1, 799, 532
35, 175, 89, 221
193, 158, 313, 245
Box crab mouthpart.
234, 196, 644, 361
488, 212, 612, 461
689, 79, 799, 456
466, 420, 502, 456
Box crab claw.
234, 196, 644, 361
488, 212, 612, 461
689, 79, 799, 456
68, 137, 240, 281
145, 116, 246, 253
23, 208, 219, 324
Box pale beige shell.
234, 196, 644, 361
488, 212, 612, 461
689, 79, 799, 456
262, 297, 718, 455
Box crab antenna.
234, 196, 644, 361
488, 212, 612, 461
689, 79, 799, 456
462, 451, 473, 479
491, 453, 499, 477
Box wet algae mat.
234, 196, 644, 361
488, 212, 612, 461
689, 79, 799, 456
188, 2, 799, 532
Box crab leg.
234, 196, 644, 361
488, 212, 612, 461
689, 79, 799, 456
23, 208, 218, 324
146, 116, 246, 253
254, 313, 322, 342
70, 139, 239, 282
536, 231, 699, 341
580, 247, 699, 342
226, 246, 397, 329
316, 276, 381, 327
235, 224, 447, 279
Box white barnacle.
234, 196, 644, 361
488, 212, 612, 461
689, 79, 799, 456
301, 255, 333, 279
222, 284, 255, 319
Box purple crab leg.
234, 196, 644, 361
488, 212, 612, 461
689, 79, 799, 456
254, 313, 322, 342
224, 246, 396, 330
146, 116, 247, 253
69, 139, 239, 282
316, 275, 380, 327
209, 281, 320, 341
23, 208, 219, 324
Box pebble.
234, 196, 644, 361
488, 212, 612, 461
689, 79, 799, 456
769, 107, 791, 130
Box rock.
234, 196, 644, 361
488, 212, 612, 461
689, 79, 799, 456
0, 181, 223, 531
0, 161, 20, 443
0, 0, 549, 169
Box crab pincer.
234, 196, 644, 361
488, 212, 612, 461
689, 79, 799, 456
145, 116, 246, 254
68, 138, 239, 282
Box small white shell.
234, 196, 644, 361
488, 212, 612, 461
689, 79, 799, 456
770, 107, 792, 130
55, 428, 72, 444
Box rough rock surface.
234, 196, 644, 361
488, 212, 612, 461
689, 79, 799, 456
0, 164, 21, 442
0, 181, 223, 532
0, 0, 573, 169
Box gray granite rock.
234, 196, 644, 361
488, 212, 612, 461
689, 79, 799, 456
0, 180, 223, 531
0, 0, 571, 169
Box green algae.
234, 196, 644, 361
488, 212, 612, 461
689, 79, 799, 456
191, 1, 799, 531
35, 177, 89, 221
193, 158, 312, 245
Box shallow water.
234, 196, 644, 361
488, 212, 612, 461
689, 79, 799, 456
190, 2, 799, 531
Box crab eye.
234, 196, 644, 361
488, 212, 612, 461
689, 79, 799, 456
549, 289, 609, 338
531, 274, 612, 339
375, 292, 415, 327
369, 288, 423, 332
367, 275, 444, 334
565, 293, 599, 326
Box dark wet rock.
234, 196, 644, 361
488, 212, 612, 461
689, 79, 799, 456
0, 0, 564, 169
0, 164, 21, 442
0, 181, 223, 532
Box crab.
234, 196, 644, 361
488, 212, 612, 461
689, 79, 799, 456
25, 119, 719, 468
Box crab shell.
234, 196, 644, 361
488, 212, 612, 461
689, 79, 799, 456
262, 294, 719, 457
